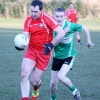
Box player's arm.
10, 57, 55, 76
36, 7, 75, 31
22, 16, 31, 37
82, 25, 94, 48
51, 25, 65, 46
43, 25, 66, 55
22, 31, 30, 39
23, 31, 29, 36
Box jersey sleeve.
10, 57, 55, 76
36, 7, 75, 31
44, 14, 59, 30
72, 23, 82, 32
23, 16, 31, 32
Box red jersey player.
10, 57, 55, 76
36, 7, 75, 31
66, 2, 78, 23
16, 1, 68, 100
66, 2, 82, 44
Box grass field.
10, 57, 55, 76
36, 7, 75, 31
0, 18, 100, 100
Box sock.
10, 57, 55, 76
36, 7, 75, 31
34, 83, 41, 90
51, 94, 56, 100
33, 80, 41, 90
22, 97, 30, 100
72, 88, 77, 95
70, 85, 76, 92
69, 85, 78, 95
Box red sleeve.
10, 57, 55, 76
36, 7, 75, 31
23, 16, 31, 32
43, 13, 59, 30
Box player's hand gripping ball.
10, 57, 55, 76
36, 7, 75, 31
14, 33, 29, 51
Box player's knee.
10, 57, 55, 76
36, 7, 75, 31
57, 74, 65, 82
30, 77, 40, 86
21, 70, 29, 82
32, 81, 39, 86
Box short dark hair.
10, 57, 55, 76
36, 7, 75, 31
69, 2, 73, 5
30, 0, 43, 10
55, 7, 65, 12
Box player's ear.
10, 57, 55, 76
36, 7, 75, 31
41, 8, 44, 11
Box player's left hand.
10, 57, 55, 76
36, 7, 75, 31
87, 42, 94, 48
43, 43, 54, 55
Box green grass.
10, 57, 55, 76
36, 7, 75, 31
78, 18, 100, 31
0, 18, 100, 100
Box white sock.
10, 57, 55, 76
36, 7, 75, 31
72, 88, 77, 95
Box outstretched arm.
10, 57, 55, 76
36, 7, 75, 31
82, 25, 94, 48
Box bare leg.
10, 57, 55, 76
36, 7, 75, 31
30, 67, 44, 99
50, 71, 58, 95
21, 58, 36, 97
57, 64, 72, 88
30, 67, 44, 87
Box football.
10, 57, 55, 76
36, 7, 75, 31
14, 33, 29, 50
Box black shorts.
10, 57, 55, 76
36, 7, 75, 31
52, 57, 75, 71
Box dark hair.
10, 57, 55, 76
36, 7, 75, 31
30, 0, 43, 10
55, 7, 65, 12
69, 2, 73, 5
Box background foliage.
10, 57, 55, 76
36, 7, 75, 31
0, 0, 99, 18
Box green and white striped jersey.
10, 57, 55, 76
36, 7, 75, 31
53, 20, 82, 59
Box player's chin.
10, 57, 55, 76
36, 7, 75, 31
32, 16, 37, 20
57, 22, 62, 25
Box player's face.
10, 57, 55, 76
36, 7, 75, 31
69, 4, 74, 9
54, 12, 65, 26
30, 6, 42, 20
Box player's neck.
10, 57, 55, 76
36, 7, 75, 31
70, 8, 74, 10
60, 20, 65, 27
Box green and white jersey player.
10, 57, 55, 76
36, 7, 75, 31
50, 7, 94, 100
53, 20, 82, 59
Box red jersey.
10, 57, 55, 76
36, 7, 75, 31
24, 12, 59, 50
66, 9, 77, 23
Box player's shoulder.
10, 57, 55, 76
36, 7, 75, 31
64, 21, 76, 28
26, 15, 31, 19
63, 20, 71, 28
42, 12, 56, 23
71, 22, 82, 29
43, 12, 53, 19
25, 16, 32, 22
